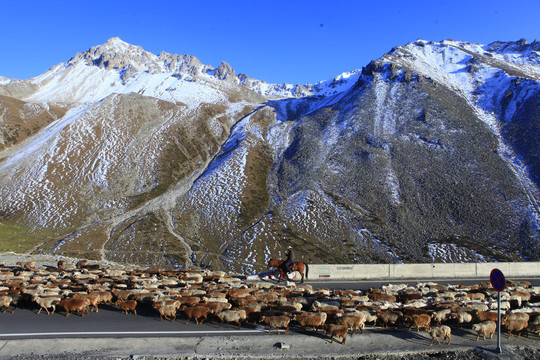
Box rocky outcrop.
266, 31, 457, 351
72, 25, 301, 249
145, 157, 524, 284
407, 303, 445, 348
214, 61, 236, 81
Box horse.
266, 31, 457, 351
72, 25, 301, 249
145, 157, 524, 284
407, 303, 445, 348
267, 258, 309, 283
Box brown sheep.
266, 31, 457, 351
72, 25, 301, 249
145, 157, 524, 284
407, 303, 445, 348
227, 288, 251, 297
503, 312, 529, 323
72, 293, 101, 312
336, 313, 366, 334
472, 310, 498, 323
501, 317, 528, 338
293, 312, 326, 333
117, 300, 138, 315
322, 324, 348, 344
203, 301, 232, 317
428, 325, 451, 346
377, 310, 402, 329
93, 291, 113, 305
56, 298, 90, 317
178, 296, 200, 307
510, 290, 532, 302
16, 261, 36, 270
404, 314, 431, 332
259, 315, 291, 334
182, 305, 210, 325
111, 289, 133, 301
368, 293, 397, 303
76, 259, 89, 268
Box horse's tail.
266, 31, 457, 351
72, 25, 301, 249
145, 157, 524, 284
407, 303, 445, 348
305, 262, 309, 279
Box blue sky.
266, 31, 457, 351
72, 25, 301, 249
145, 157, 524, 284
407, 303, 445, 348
2, 0, 539, 85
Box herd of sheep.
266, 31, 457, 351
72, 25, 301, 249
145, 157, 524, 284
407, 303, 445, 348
0, 260, 539, 346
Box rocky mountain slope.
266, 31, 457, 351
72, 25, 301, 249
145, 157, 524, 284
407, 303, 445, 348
0, 38, 538, 273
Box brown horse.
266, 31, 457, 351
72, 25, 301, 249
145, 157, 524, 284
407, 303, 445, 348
267, 259, 309, 283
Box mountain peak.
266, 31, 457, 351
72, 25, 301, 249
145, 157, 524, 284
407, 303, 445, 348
106, 36, 126, 45
68, 37, 156, 74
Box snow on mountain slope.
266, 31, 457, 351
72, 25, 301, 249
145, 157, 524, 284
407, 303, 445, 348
382, 39, 540, 220
25, 55, 229, 106
0, 92, 252, 231
5, 37, 362, 104
0, 37, 538, 270
384, 39, 540, 123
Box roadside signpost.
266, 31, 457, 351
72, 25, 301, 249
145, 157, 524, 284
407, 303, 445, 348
490, 268, 506, 354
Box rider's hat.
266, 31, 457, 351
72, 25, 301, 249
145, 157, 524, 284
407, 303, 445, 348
288, 245, 292, 249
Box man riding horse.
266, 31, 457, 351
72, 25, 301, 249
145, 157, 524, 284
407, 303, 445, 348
267, 245, 308, 283
283, 246, 294, 273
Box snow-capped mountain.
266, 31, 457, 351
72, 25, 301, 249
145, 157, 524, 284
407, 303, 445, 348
0, 38, 538, 272
5, 37, 359, 105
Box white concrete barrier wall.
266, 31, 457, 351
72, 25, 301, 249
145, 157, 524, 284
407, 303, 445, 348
304, 262, 540, 280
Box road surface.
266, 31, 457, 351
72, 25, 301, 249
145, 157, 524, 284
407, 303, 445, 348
0, 278, 538, 339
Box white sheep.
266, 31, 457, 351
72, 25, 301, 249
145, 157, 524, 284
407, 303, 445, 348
216, 309, 247, 329
429, 325, 451, 346
0, 295, 14, 313
33, 295, 61, 315
431, 309, 451, 324
472, 320, 497, 341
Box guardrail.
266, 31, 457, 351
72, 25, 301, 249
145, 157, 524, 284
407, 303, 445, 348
245, 262, 540, 281
301, 262, 540, 280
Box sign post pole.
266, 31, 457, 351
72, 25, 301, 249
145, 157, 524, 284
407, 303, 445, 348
497, 291, 502, 354
490, 268, 505, 355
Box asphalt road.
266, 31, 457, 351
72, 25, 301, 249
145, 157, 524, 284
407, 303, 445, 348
0, 278, 538, 359
0, 278, 538, 340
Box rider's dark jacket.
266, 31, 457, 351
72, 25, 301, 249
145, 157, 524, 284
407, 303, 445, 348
284, 248, 295, 271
